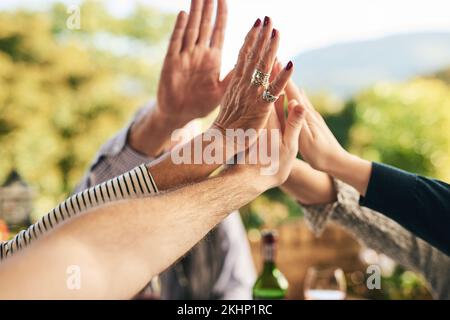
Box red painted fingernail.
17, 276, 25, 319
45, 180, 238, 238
271, 28, 277, 39
286, 61, 293, 70
254, 18, 261, 27
263, 16, 270, 26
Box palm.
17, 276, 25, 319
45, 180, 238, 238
156, 0, 229, 124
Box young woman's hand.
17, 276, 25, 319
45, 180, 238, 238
286, 80, 371, 196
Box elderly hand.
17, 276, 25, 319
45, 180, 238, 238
156, 0, 231, 124
212, 17, 294, 151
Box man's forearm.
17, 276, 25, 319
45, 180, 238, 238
281, 159, 336, 205
0, 166, 267, 299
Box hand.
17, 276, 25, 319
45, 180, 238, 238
128, 0, 229, 157
157, 0, 232, 124
232, 97, 305, 189
285, 80, 347, 172
285, 80, 371, 195
213, 16, 294, 151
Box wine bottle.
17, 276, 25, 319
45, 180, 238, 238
252, 230, 288, 299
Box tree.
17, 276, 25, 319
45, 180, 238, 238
0, 1, 174, 217
348, 78, 450, 181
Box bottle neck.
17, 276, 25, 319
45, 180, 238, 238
262, 242, 276, 272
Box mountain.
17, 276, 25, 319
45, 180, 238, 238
292, 32, 450, 97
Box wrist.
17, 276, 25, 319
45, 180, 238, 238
328, 151, 372, 196
128, 105, 187, 157
225, 164, 273, 194
326, 150, 351, 177
153, 106, 190, 129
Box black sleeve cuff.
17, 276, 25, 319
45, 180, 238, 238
359, 162, 418, 217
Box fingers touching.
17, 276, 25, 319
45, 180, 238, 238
284, 100, 305, 150
274, 95, 286, 133
266, 61, 294, 100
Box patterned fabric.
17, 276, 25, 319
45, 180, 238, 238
0, 164, 157, 260
303, 179, 450, 299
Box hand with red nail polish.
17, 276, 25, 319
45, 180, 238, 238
212, 17, 294, 153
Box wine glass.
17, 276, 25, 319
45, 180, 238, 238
304, 266, 347, 300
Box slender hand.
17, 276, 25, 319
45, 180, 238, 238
129, 0, 230, 157
286, 80, 372, 196
279, 79, 336, 205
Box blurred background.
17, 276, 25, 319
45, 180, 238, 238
1, 0, 450, 299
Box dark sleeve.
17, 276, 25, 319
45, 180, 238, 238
359, 162, 450, 256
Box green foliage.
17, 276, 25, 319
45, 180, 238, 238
0, 1, 174, 217
349, 79, 450, 181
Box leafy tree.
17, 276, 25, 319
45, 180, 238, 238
349, 78, 450, 181
0, 1, 174, 217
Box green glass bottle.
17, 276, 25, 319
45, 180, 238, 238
252, 230, 289, 300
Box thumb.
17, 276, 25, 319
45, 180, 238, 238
285, 79, 302, 102
284, 99, 305, 150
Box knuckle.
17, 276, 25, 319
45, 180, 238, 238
268, 83, 280, 95
238, 48, 249, 61
247, 52, 257, 63
256, 60, 268, 71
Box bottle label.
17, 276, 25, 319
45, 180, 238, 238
263, 243, 275, 262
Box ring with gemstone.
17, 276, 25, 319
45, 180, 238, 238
262, 88, 278, 103
251, 69, 270, 87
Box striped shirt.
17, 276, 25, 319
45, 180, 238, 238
0, 164, 158, 261
73, 103, 256, 299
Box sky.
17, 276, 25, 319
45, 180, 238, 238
2, 0, 450, 71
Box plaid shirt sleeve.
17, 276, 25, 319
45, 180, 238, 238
75, 103, 156, 191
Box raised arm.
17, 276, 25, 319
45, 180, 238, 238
146, 15, 293, 191
129, 0, 231, 158
275, 80, 336, 205
0, 98, 306, 299
1, 16, 293, 262
290, 80, 450, 256
0, 167, 263, 299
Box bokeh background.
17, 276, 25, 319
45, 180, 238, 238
1, 0, 450, 299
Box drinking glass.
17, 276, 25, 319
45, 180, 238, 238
304, 266, 347, 300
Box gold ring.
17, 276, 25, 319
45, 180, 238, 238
251, 69, 270, 87
262, 89, 278, 103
